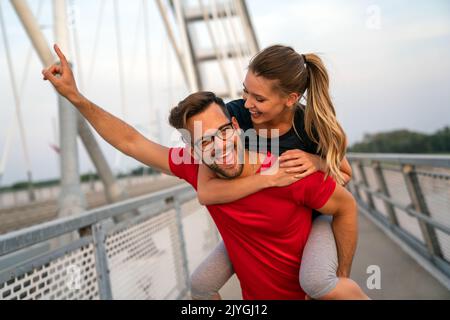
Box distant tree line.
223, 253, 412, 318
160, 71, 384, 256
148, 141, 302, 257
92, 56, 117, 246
0, 166, 158, 192
348, 126, 450, 153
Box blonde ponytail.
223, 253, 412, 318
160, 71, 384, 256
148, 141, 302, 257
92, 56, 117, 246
303, 53, 347, 185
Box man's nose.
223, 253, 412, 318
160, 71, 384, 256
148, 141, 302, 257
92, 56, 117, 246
213, 139, 232, 157
213, 138, 226, 153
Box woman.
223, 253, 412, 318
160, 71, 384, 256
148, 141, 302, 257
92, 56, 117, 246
190, 45, 368, 300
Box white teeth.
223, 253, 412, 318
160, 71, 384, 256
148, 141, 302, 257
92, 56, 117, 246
222, 147, 234, 163
222, 147, 233, 157
216, 143, 235, 165
218, 151, 234, 165
224, 152, 234, 165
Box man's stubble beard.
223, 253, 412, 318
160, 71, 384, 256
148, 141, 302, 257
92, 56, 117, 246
206, 138, 246, 179
207, 162, 244, 179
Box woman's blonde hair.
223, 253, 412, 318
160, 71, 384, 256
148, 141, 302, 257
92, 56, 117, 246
248, 45, 347, 185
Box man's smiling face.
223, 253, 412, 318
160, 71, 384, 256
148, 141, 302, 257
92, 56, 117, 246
186, 103, 244, 179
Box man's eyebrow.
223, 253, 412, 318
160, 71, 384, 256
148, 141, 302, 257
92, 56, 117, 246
200, 122, 231, 139
217, 122, 232, 131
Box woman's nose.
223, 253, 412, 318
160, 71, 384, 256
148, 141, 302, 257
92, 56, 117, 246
244, 97, 254, 110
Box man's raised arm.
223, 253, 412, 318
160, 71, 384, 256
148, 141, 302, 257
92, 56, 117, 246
42, 44, 171, 175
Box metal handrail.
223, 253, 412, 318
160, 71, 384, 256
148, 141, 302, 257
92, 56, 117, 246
348, 153, 450, 168
0, 184, 195, 257
0, 182, 199, 300
347, 153, 450, 287
352, 182, 450, 235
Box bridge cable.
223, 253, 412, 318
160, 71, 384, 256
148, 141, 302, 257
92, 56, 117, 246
142, 0, 161, 143
199, 0, 237, 99
223, 0, 246, 80
87, 0, 105, 88
155, 0, 190, 89
112, 0, 129, 174
212, 0, 244, 87
232, 0, 257, 56
129, 0, 143, 80
0, 0, 44, 188
68, 0, 85, 92
0, 2, 35, 197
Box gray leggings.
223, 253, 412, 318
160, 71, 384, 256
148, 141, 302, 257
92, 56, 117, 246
190, 215, 339, 299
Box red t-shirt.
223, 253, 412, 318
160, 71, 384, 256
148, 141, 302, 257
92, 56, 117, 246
168, 148, 336, 300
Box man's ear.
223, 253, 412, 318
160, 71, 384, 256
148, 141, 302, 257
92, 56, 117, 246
231, 116, 240, 129
189, 145, 202, 164
189, 145, 197, 159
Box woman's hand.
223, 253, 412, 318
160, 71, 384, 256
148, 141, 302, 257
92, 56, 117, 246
278, 149, 326, 179
42, 44, 80, 101
261, 159, 301, 188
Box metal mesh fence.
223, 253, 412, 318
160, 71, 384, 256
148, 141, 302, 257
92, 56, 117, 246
106, 210, 183, 299
382, 168, 425, 243
181, 199, 220, 274
416, 168, 450, 262
0, 186, 220, 300
348, 155, 450, 283
0, 242, 99, 300
362, 165, 388, 217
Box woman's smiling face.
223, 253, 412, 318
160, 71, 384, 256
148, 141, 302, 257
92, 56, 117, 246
242, 71, 294, 126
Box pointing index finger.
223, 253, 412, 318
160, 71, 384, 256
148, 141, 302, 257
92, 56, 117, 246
54, 44, 69, 66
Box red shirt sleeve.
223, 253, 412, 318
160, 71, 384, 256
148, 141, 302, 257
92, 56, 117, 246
168, 147, 199, 189
292, 171, 336, 209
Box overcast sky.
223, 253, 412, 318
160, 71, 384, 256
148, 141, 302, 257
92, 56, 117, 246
1, 0, 449, 186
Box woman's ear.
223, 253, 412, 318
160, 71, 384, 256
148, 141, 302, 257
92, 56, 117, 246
286, 92, 300, 108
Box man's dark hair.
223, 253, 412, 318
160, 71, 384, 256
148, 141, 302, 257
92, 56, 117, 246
168, 91, 230, 129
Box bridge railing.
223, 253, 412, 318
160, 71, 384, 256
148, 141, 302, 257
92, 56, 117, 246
2, 154, 449, 299
0, 174, 159, 209
347, 153, 450, 288
0, 184, 219, 300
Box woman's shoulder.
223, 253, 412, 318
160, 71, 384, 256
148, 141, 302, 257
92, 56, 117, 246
226, 99, 253, 130
293, 104, 319, 154
293, 104, 307, 129
226, 98, 245, 114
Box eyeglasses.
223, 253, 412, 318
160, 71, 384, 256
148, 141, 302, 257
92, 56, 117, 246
184, 122, 236, 152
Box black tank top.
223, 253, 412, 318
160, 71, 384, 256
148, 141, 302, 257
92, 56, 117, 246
226, 99, 319, 156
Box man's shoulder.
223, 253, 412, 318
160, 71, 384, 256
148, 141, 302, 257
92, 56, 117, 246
291, 171, 331, 189
290, 171, 337, 208
168, 147, 199, 188
287, 171, 327, 196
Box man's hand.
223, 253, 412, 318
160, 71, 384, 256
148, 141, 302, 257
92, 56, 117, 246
41, 44, 171, 175
42, 44, 80, 101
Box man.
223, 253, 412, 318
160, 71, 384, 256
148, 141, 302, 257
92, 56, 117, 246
42, 45, 358, 299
